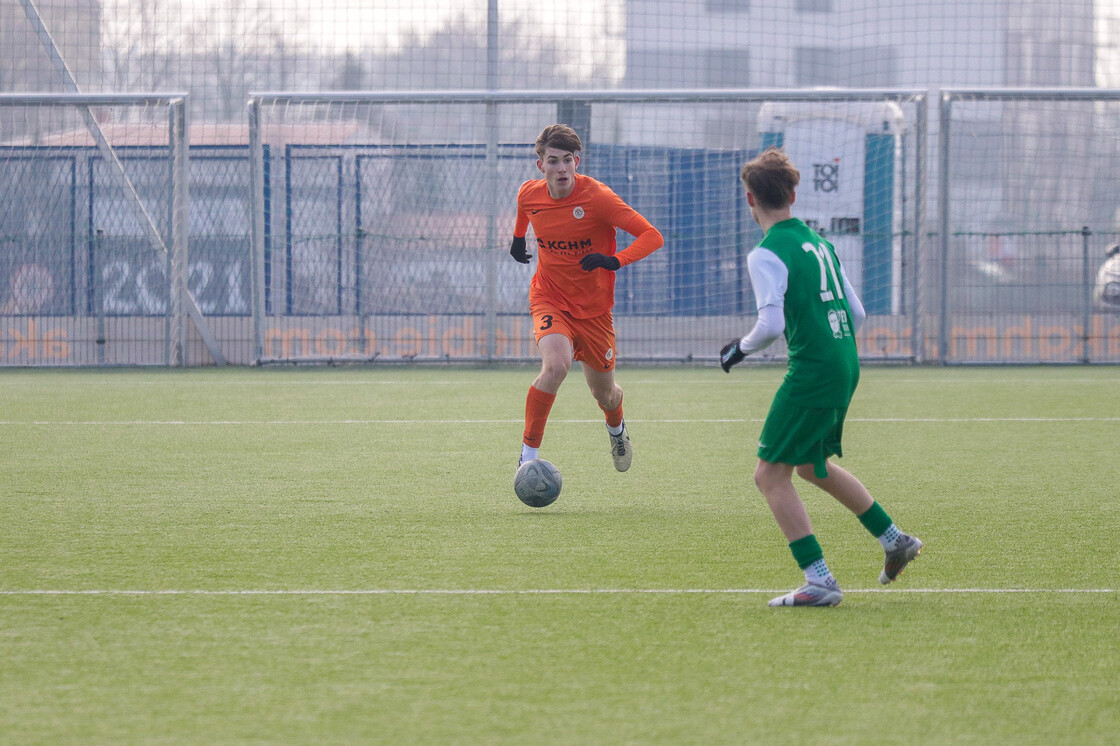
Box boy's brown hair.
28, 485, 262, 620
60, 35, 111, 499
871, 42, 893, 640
535, 124, 583, 159
740, 146, 800, 210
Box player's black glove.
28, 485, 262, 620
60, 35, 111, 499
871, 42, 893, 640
580, 253, 621, 271
720, 339, 746, 373
509, 236, 532, 264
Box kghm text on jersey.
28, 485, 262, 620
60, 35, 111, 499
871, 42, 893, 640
536, 238, 595, 252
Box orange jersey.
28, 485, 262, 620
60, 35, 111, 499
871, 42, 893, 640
514, 174, 662, 318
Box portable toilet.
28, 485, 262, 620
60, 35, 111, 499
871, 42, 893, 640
758, 101, 903, 315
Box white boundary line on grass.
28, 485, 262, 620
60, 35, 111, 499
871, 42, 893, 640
1, 378, 1113, 386
1, 588, 1115, 596
1, 417, 1118, 426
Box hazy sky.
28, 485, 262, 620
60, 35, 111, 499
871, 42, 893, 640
306, 0, 623, 48
143, 0, 625, 51
101, 0, 1120, 85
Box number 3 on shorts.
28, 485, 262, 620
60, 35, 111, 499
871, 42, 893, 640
538, 314, 553, 331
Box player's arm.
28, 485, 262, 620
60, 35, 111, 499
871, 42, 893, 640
720, 249, 787, 372
510, 190, 533, 264
840, 264, 866, 331
580, 197, 663, 271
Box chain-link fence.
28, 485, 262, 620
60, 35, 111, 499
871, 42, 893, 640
935, 88, 1120, 363
0, 93, 221, 365
247, 90, 927, 365
3, 88, 1120, 366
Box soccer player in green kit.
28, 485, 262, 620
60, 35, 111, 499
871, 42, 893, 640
720, 147, 922, 607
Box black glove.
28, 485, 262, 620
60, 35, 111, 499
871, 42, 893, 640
720, 339, 746, 373
580, 253, 621, 271
509, 236, 532, 264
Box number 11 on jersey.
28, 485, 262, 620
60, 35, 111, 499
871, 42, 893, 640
802, 241, 845, 303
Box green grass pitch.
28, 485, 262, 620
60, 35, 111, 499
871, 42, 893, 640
1, 364, 1118, 743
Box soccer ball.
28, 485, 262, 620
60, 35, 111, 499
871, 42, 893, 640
513, 458, 562, 507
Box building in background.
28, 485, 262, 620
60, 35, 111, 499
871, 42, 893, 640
624, 0, 1094, 144
622, 0, 1104, 234
625, 0, 1094, 90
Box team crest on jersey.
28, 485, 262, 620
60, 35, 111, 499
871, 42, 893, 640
573, 206, 585, 219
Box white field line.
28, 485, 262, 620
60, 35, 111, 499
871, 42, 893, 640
0, 378, 1114, 386
0, 588, 1114, 596
1, 416, 1118, 426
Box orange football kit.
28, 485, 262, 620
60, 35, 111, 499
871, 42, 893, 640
514, 173, 662, 447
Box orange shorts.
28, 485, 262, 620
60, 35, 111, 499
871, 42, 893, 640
530, 300, 616, 372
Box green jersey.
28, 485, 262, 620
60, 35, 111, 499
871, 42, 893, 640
755, 218, 860, 408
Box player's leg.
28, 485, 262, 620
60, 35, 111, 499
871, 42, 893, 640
583, 365, 631, 471
794, 460, 873, 515
582, 364, 622, 414
532, 332, 573, 394
573, 311, 631, 471
755, 460, 811, 540
521, 331, 572, 465
756, 395, 844, 606
795, 460, 922, 584
755, 459, 842, 607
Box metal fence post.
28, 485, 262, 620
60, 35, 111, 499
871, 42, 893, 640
937, 91, 952, 364
1082, 225, 1091, 363
169, 97, 189, 366
912, 92, 928, 362
249, 97, 267, 364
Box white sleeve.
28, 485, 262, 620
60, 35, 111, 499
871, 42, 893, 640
839, 264, 866, 332
739, 304, 785, 354
738, 248, 787, 354
747, 248, 787, 310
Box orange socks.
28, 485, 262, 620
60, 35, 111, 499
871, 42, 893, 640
523, 387, 623, 447
522, 386, 556, 448
599, 393, 624, 429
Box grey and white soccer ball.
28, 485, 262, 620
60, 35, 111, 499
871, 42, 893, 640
514, 458, 562, 508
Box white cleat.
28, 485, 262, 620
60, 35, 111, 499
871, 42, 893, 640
608, 421, 633, 472
768, 581, 843, 607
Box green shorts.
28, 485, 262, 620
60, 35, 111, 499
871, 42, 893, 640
757, 392, 849, 479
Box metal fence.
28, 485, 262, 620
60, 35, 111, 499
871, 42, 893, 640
246, 89, 930, 365
936, 88, 1120, 363
2, 88, 1119, 366
0, 93, 227, 366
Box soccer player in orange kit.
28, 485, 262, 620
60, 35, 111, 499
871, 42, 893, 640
509, 124, 663, 472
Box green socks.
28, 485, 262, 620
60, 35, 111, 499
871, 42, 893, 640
789, 535, 836, 585
789, 534, 824, 569
858, 501, 903, 550
858, 501, 893, 537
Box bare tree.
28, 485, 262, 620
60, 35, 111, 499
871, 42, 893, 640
374, 12, 615, 91
100, 0, 182, 95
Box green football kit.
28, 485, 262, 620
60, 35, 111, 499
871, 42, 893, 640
751, 218, 860, 477
727, 209, 922, 602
